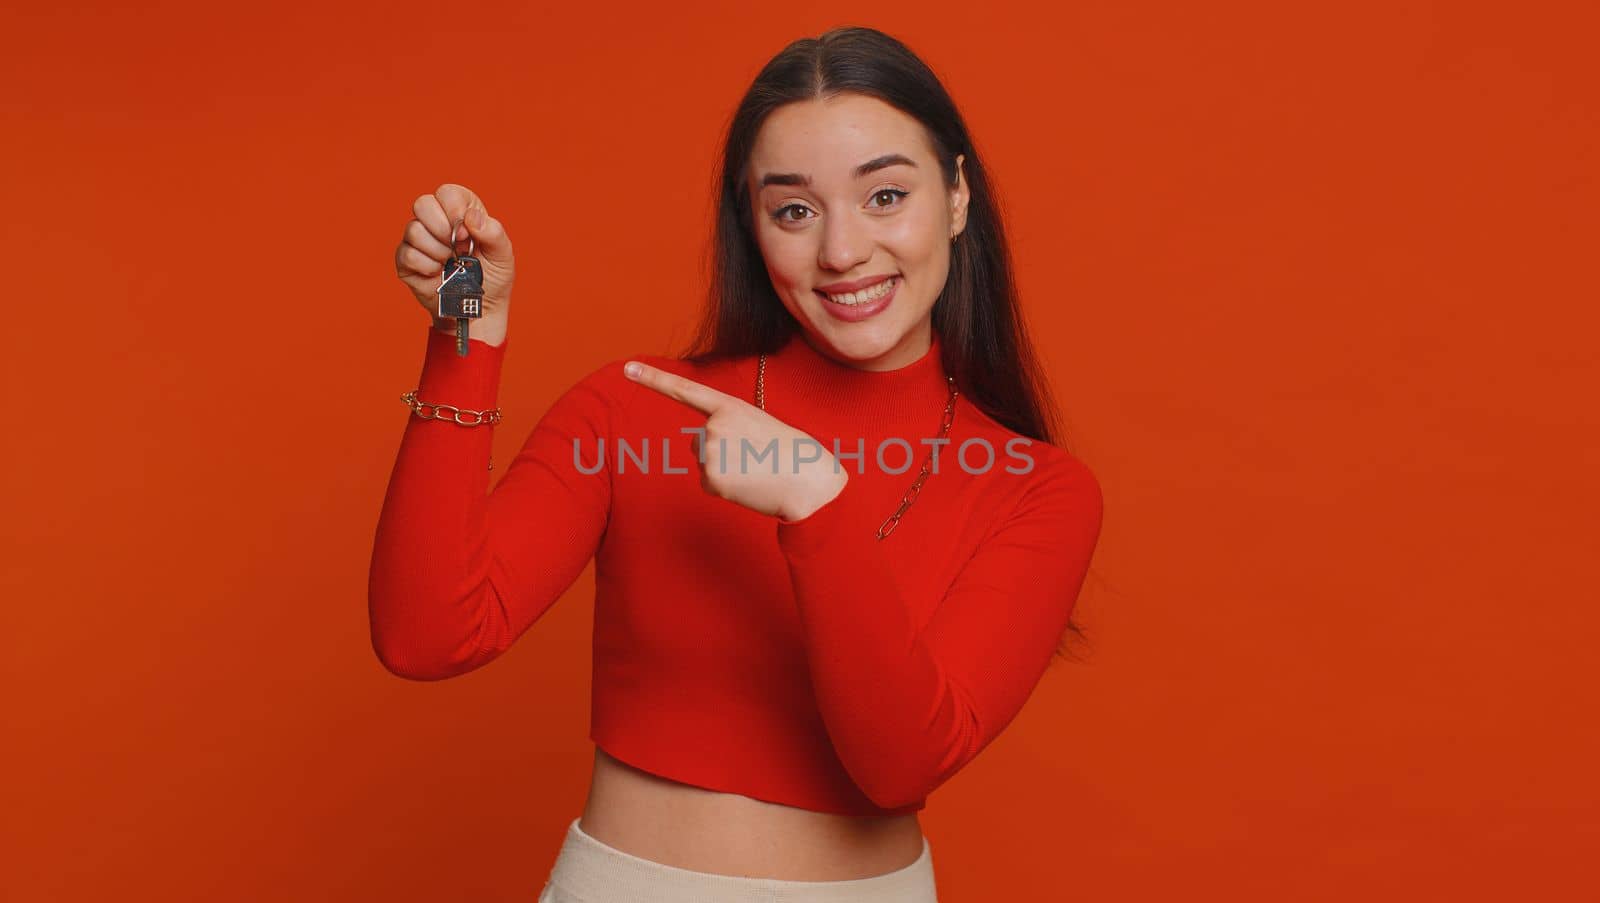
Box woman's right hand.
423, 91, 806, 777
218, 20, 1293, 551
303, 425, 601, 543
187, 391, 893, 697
396, 183, 515, 347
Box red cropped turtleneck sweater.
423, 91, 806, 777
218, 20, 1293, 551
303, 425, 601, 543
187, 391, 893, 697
369, 325, 1103, 815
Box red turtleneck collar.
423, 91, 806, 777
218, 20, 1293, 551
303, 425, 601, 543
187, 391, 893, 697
756, 328, 953, 440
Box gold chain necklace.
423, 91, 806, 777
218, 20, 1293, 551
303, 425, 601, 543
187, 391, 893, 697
756, 350, 959, 540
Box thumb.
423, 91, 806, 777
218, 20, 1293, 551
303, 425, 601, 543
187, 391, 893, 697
461, 205, 512, 265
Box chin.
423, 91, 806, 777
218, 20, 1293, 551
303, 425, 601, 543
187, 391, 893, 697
786, 290, 923, 355
806, 318, 908, 360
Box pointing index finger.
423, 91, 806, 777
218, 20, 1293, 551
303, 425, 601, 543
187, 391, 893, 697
625, 361, 736, 416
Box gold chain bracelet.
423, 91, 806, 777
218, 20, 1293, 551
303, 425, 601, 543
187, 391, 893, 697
400, 390, 503, 426
400, 390, 502, 471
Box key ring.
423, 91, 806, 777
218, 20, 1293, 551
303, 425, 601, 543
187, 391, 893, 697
450, 217, 475, 258
440, 218, 475, 286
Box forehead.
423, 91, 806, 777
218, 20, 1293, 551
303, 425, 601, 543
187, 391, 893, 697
749, 94, 931, 182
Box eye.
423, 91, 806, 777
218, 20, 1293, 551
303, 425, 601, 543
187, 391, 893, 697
771, 203, 814, 224
869, 188, 909, 209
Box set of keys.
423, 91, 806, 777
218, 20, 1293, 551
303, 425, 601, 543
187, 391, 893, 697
435, 219, 485, 357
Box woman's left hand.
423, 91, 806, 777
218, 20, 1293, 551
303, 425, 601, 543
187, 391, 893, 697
624, 361, 847, 523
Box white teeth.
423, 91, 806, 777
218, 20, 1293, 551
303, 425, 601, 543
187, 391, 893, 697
822, 276, 896, 305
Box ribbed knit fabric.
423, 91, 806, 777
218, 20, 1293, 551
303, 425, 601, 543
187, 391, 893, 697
369, 324, 1104, 815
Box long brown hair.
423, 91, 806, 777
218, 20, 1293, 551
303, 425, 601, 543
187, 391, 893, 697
680, 25, 1091, 660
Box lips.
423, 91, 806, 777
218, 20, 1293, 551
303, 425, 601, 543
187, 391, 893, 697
815, 274, 899, 322
815, 273, 897, 295
815, 275, 895, 307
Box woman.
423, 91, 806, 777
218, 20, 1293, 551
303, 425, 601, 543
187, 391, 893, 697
372, 25, 1103, 903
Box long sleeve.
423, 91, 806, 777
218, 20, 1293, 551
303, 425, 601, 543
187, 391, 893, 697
774, 454, 1104, 810
367, 326, 617, 680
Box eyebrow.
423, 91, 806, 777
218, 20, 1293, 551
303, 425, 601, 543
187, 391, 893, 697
758, 153, 918, 189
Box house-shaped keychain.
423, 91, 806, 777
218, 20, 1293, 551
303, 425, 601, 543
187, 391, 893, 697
437, 256, 484, 319
436, 255, 485, 356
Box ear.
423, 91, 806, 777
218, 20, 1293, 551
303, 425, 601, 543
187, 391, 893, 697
949, 153, 970, 241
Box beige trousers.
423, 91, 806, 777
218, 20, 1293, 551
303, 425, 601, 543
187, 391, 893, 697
537, 816, 939, 902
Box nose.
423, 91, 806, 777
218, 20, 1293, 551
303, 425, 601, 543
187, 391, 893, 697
817, 213, 871, 273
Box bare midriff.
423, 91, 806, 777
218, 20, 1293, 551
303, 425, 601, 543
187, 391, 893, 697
577, 745, 926, 881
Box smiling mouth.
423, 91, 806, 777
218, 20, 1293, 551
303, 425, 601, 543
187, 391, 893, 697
817, 276, 899, 306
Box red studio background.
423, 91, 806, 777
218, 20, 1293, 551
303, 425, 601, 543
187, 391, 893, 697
3, 2, 1596, 900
